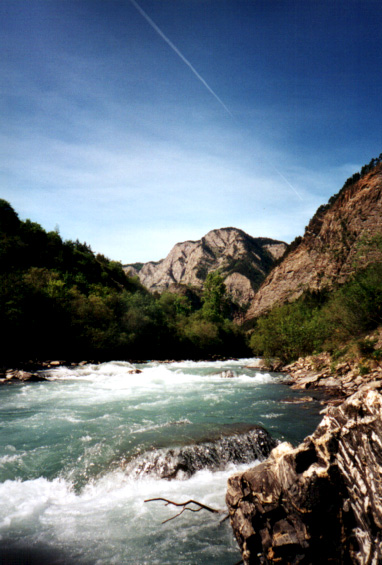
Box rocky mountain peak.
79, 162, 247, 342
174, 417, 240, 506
124, 227, 287, 305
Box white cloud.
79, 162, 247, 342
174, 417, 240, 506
2, 38, 358, 264
2, 107, 339, 263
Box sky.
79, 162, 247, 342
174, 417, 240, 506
1, 0, 382, 264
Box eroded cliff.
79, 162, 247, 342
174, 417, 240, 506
246, 165, 382, 319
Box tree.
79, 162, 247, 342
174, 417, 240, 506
0, 199, 20, 233
201, 271, 229, 322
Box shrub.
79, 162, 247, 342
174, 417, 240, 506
249, 300, 329, 363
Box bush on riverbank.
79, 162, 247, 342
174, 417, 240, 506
249, 258, 382, 364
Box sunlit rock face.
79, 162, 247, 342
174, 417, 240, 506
226, 388, 382, 564
124, 227, 286, 306
245, 165, 382, 320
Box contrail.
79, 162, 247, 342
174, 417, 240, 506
270, 164, 303, 200
130, 0, 302, 200
129, 0, 234, 118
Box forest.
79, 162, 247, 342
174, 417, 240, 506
0, 199, 249, 364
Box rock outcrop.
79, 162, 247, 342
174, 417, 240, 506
126, 425, 277, 480
246, 165, 382, 319
226, 388, 382, 564
124, 228, 286, 305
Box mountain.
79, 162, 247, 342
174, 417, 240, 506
124, 228, 286, 305
246, 162, 382, 320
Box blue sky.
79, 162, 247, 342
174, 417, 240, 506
1, 0, 381, 263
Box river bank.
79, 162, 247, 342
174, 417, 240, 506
283, 351, 382, 406
226, 329, 382, 564
257, 327, 382, 407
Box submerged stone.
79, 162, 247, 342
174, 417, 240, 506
125, 426, 277, 480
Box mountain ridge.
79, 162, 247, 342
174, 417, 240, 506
124, 227, 287, 305
245, 162, 382, 320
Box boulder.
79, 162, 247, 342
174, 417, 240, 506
220, 370, 238, 378
281, 396, 314, 404
226, 389, 382, 564
289, 372, 321, 388
2, 370, 46, 383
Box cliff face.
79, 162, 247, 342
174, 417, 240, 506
226, 388, 382, 564
246, 165, 382, 319
124, 228, 286, 305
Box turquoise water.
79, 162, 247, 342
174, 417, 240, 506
0, 359, 324, 564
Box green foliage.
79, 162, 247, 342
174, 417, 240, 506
331, 346, 349, 361
174, 311, 249, 359
128, 262, 144, 271
195, 262, 211, 281
158, 292, 192, 321
372, 349, 382, 364
0, 199, 20, 232
249, 301, 328, 363
250, 253, 382, 363
181, 314, 222, 353
357, 338, 378, 356
201, 271, 229, 322
359, 364, 370, 376
323, 263, 382, 341
355, 233, 382, 268
0, 201, 249, 362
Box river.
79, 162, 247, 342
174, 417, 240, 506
0, 359, 323, 564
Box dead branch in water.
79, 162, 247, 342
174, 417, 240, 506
144, 497, 226, 524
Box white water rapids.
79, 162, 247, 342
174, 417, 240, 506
0, 359, 323, 564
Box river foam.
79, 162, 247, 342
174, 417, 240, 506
0, 358, 322, 564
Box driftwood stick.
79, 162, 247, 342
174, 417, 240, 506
219, 513, 230, 524
162, 507, 189, 524
145, 497, 223, 513
144, 497, 225, 524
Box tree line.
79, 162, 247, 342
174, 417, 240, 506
0, 200, 249, 364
